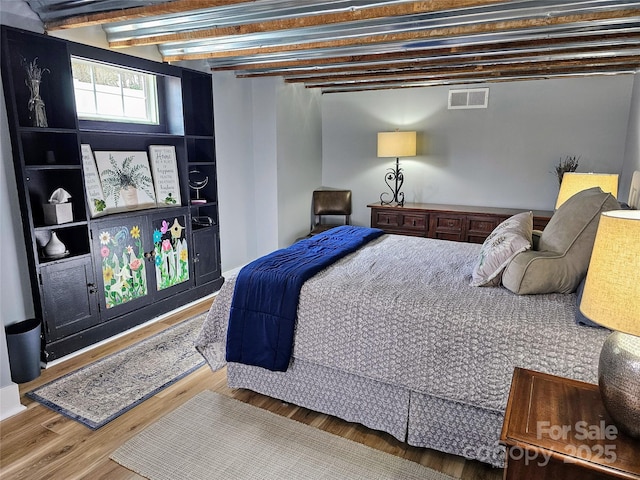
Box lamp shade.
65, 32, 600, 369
377, 131, 416, 158
580, 210, 640, 336
555, 172, 618, 209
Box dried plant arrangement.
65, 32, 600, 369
554, 155, 580, 186
22, 57, 49, 127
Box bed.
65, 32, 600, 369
195, 187, 622, 467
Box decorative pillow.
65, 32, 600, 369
470, 211, 533, 287
502, 187, 620, 295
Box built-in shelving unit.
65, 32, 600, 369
1, 25, 223, 361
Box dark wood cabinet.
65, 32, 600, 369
40, 256, 100, 342
368, 203, 553, 243
2, 26, 223, 361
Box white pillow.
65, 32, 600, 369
470, 211, 533, 287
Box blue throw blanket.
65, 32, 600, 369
226, 225, 384, 371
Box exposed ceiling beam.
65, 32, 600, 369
104, 0, 508, 48
305, 64, 638, 90
231, 41, 640, 78
161, 9, 640, 61
281, 57, 640, 84
318, 70, 633, 93
45, 0, 254, 30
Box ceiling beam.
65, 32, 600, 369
105, 0, 508, 48
209, 32, 640, 72
318, 70, 633, 93
233, 44, 640, 78
281, 57, 640, 84
162, 9, 640, 61
45, 0, 255, 30
302, 63, 638, 89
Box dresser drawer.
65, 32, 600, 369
432, 214, 464, 232
466, 216, 500, 243
373, 211, 400, 228
431, 214, 465, 241
401, 213, 428, 232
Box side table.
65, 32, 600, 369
500, 368, 640, 479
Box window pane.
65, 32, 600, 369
71, 57, 159, 125
96, 92, 124, 116
74, 89, 96, 115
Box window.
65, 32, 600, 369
71, 57, 159, 125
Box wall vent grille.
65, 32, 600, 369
448, 88, 489, 109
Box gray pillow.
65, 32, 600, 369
502, 187, 619, 294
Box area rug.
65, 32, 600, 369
27, 314, 206, 429
111, 390, 457, 480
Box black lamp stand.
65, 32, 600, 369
380, 157, 404, 206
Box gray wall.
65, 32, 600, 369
0, 0, 42, 420
212, 73, 323, 270
276, 81, 323, 246
621, 72, 640, 203
322, 76, 635, 227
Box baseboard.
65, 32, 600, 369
0, 383, 26, 421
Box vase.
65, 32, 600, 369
27, 79, 48, 128
121, 186, 139, 206
44, 231, 66, 256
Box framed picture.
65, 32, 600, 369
80, 144, 108, 217
94, 151, 157, 212
148, 145, 181, 207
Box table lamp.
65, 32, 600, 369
555, 172, 618, 209
580, 210, 640, 438
377, 131, 416, 207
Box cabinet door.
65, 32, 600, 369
40, 256, 99, 342
92, 216, 154, 319
149, 210, 192, 299
192, 227, 221, 286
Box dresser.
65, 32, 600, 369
367, 202, 553, 243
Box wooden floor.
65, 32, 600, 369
0, 299, 503, 480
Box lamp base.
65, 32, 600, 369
598, 331, 640, 439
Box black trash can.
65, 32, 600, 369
5, 318, 42, 383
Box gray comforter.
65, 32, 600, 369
196, 234, 608, 414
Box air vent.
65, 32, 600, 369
448, 88, 489, 109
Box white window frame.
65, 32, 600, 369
71, 56, 159, 125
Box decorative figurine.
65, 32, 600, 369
189, 169, 208, 204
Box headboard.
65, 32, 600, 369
629, 170, 640, 209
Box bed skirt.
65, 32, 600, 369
227, 358, 506, 468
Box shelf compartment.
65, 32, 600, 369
26, 168, 87, 226
190, 204, 219, 230
35, 225, 91, 263
182, 70, 214, 137
187, 165, 217, 205
3, 28, 77, 130
20, 130, 79, 166
186, 136, 215, 164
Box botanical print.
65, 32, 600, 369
100, 225, 148, 308
94, 151, 156, 211
153, 216, 189, 290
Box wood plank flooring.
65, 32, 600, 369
0, 299, 503, 480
